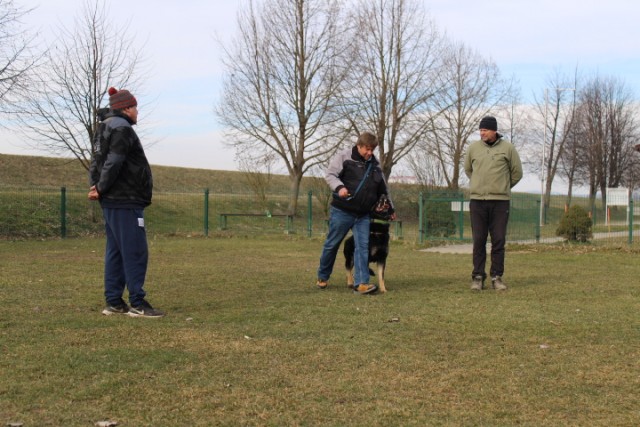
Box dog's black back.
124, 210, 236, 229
343, 221, 390, 292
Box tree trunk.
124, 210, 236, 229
287, 171, 304, 216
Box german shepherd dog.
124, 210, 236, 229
343, 195, 392, 293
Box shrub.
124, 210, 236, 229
556, 205, 593, 242
424, 196, 457, 238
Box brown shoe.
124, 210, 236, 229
316, 279, 328, 289
353, 283, 378, 294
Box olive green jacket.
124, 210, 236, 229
463, 136, 523, 200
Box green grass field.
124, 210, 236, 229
1, 236, 639, 426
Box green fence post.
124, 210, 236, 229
286, 215, 294, 234
307, 191, 312, 237
204, 188, 209, 237
394, 221, 403, 240
60, 186, 67, 239
418, 192, 424, 244
535, 199, 541, 243
628, 199, 633, 245
458, 195, 464, 240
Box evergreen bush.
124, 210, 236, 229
424, 197, 457, 238
556, 205, 593, 242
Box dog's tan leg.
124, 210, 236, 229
346, 268, 355, 289
377, 262, 386, 293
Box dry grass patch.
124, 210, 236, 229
1, 238, 639, 426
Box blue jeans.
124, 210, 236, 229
102, 207, 148, 306
317, 206, 371, 285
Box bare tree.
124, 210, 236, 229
237, 147, 277, 211
414, 41, 514, 190
565, 75, 639, 212
558, 118, 582, 206
406, 146, 447, 189
502, 90, 529, 147
306, 165, 332, 218
0, 0, 37, 112
10, 0, 144, 171
216, 0, 349, 215
603, 80, 639, 190
622, 103, 640, 193
342, 0, 445, 179
535, 71, 578, 218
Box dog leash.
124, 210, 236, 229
333, 161, 373, 201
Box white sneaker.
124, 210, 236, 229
491, 276, 507, 291
470, 276, 483, 291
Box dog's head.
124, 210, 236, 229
371, 194, 392, 221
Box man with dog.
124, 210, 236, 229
464, 115, 523, 291
316, 131, 395, 294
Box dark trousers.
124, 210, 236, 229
469, 200, 510, 279
102, 207, 148, 306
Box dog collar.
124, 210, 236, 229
371, 218, 390, 224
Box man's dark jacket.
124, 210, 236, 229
89, 110, 153, 208
325, 146, 394, 216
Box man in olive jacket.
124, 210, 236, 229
464, 116, 523, 291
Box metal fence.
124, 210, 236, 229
1, 185, 639, 246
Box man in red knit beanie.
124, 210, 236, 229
88, 87, 164, 317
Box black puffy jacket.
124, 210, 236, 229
88, 111, 152, 208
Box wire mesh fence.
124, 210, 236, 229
1, 185, 639, 246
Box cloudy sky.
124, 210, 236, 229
3, 0, 639, 193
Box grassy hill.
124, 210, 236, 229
0, 153, 425, 239
0, 153, 295, 193
0, 153, 619, 242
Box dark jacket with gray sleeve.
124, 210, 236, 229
325, 146, 394, 216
